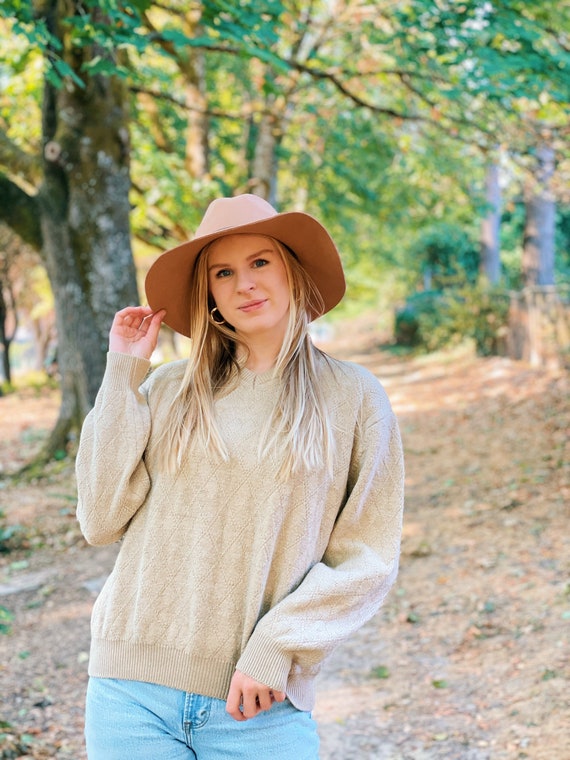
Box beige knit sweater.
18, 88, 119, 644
76, 350, 404, 711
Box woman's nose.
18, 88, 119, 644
235, 269, 255, 293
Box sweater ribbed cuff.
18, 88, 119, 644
105, 351, 151, 391
236, 631, 292, 693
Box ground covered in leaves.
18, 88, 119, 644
0, 336, 568, 760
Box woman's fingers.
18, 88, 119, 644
226, 670, 286, 721
114, 305, 153, 324
109, 307, 166, 359
225, 676, 246, 721
141, 309, 166, 346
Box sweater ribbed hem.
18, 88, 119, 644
89, 639, 236, 701
89, 637, 317, 712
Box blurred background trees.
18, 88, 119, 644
0, 0, 569, 461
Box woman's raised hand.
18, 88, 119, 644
109, 306, 166, 361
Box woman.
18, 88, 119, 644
76, 194, 404, 759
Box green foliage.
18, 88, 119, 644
499, 201, 570, 288
202, 0, 287, 65
0, 381, 15, 396
389, 1, 570, 123
395, 291, 442, 347
396, 284, 510, 355
369, 665, 390, 679
555, 206, 570, 282
410, 223, 480, 288
0, 605, 14, 635
1, 0, 290, 89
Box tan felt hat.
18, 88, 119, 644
144, 194, 346, 337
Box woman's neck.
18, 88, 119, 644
237, 337, 281, 374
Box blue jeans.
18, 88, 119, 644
85, 677, 320, 759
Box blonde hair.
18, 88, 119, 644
154, 237, 335, 479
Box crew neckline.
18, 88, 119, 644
238, 364, 278, 386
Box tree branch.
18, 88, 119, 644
0, 129, 42, 186
181, 39, 493, 138
0, 175, 42, 251
130, 85, 280, 122
139, 20, 498, 143
130, 85, 241, 118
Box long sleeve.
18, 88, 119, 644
236, 373, 405, 698
76, 352, 152, 546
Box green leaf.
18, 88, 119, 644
52, 57, 85, 88
370, 665, 390, 679
81, 57, 129, 78
129, 0, 153, 12
0, 605, 14, 635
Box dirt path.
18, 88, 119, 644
0, 344, 568, 760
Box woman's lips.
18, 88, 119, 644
239, 299, 267, 312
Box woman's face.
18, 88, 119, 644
207, 234, 291, 343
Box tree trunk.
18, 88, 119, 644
184, 47, 209, 179
31, 1, 138, 461
249, 113, 278, 203
0, 283, 12, 385
480, 160, 501, 284
522, 144, 556, 287
248, 77, 296, 207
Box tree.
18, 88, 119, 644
480, 157, 502, 285
522, 142, 556, 286
0, 3, 138, 463
0, 252, 17, 387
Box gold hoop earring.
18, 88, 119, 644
209, 306, 226, 326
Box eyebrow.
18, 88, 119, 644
208, 247, 275, 271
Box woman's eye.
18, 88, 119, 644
252, 258, 269, 269
216, 268, 232, 278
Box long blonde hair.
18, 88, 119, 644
155, 236, 335, 478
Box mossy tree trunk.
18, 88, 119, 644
0, 0, 139, 465
38, 0, 138, 460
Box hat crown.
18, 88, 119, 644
195, 194, 277, 239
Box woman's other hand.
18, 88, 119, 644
226, 670, 286, 721
109, 306, 166, 360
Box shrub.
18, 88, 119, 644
411, 223, 480, 289
395, 285, 510, 355
394, 291, 443, 346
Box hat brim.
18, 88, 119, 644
144, 211, 346, 337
